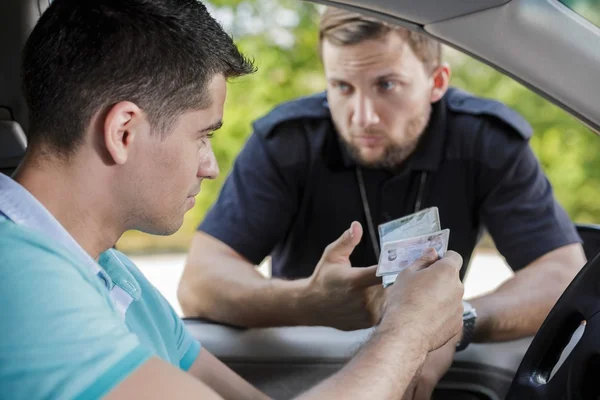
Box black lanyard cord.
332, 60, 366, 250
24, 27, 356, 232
356, 166, 381, 259
414, 170, 427, 214
356, 166, 428, 261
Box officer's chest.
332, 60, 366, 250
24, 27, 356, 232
304, 164, 480, 267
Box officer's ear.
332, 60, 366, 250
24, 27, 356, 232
429, 62, 451, 103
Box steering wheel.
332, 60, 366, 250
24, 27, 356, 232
506, 250, 600, 399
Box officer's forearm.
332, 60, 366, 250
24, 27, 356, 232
468, 244, 585, 342
180, 268, 312, 328
178, 233, 314, 328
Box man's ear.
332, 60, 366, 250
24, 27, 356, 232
103, 101, 144, 165
429, 62, 451, 103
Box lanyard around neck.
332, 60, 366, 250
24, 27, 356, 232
355, 166, 428, 261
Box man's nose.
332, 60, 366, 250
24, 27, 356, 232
198, 146, 220, 180
351, 95, 380, 128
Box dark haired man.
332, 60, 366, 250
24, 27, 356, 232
0, 1, 464, 399
180, 6, 586, 399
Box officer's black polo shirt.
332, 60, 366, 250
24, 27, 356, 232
200, 88, 580, 280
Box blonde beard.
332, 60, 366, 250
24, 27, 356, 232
340, 104, 432, 170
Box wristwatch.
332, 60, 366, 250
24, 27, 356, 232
456, 300, 477, 352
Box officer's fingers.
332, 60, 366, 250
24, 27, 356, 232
322, 222, 363, 263
407, 248, 439, 272
347, 264, 381, 288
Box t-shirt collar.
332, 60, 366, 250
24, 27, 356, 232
0, 173, 140, 303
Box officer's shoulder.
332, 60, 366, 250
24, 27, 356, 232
252, 92, 330, 139
445, 88, 532, 141
444, 88, 532, 166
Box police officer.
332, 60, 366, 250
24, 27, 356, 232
178, 7, 586, 399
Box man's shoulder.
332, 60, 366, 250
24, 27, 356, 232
252, 91, 331, 139
0, 221, 151, 400
443, 88, 533, 165
445, 88, 532, 140
0, 217, 81, 270
0, 217, 110, 304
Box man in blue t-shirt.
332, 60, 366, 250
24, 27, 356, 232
0, 1, 465, 399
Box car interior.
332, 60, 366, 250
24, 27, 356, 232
1, 0, 599, 399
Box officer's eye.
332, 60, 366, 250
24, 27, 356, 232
332, 81, 352, 95
377, 80, 397, 92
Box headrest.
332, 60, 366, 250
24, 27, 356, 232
0, 0, 50, 173
0, 119, 27, 170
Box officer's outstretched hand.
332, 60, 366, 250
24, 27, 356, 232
304, 221, 384, 331
382, 249, 464, 353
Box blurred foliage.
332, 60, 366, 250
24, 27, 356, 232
117, 0, 600, 254
560, 0, 600, 27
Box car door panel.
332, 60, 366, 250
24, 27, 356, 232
186, 320, 532, 399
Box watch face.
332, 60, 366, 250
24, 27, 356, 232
462, 301, 477, 318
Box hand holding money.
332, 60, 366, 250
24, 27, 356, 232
377, 230, 450, 276
381, 250, 464, 352
376, 207, 450, 287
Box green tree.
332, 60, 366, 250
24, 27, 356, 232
560, 0, 600, 27
447, 48, 600, 223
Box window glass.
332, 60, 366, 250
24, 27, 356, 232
560, 0, 600, 27
114, 1, 600, 313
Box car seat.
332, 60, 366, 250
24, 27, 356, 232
0, 0, 50, 175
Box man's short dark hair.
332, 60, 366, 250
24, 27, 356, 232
319, 7, 441, 73
22, 0, 255, 155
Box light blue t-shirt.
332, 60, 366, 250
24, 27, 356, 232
0, 180, 201, 399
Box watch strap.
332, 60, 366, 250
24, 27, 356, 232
456, 316, 476, 351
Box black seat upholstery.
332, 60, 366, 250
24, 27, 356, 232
0, 0, 50, 174
0, 121, 27, 174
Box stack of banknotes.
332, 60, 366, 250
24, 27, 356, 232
375, 207, 449, 288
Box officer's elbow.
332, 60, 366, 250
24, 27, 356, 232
177, 258, 217, 318
177, 280, 199, 317
177, 272, 208, 318
179, 268, 230, 320
178, 233, 224, 318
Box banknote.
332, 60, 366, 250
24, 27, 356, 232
376, 229, 450, 277
378, 207, 441, 248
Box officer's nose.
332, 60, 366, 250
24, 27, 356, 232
351, 95, 380, 128
198, 143, 220, 180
